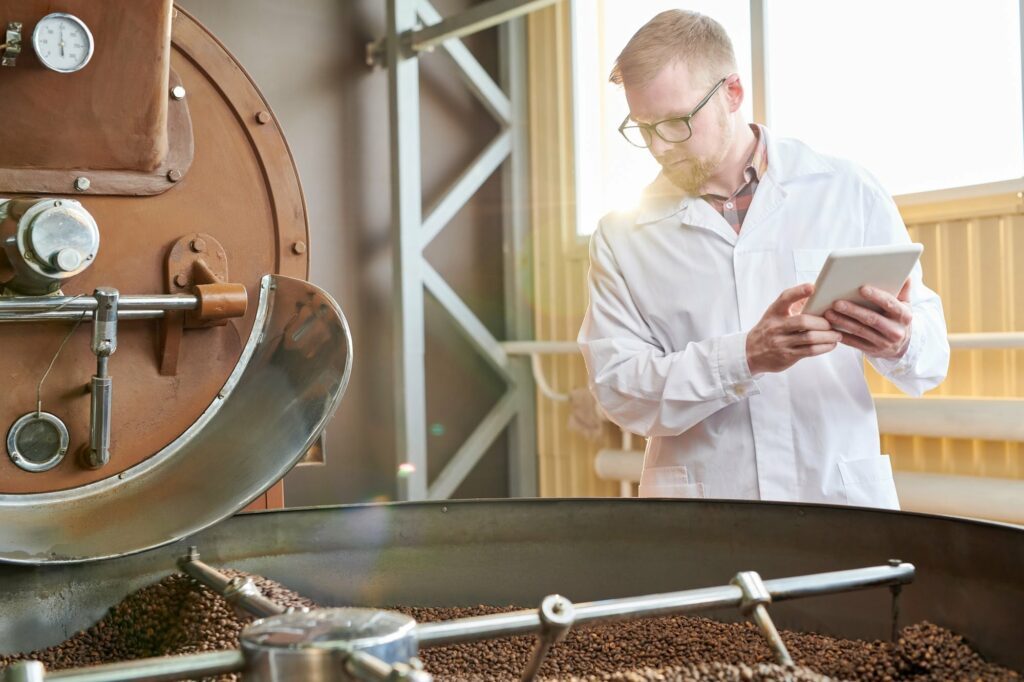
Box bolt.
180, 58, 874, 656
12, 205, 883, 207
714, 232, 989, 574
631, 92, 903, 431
174, 273, 189, 288
167, 169, 183, 182
889, 558, 902, 567
190, 237, 206, 253
292, 240, 307, 254
74, 176, 90, 192
171, 85, 186, 100
255, 110, 272, 125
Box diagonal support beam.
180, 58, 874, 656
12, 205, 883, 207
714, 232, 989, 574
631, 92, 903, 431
410, 0, 560, 54
428, 389, 518, 499
422, 130, 511, 249
421, 260, 511, 379
417, 0, 512, 125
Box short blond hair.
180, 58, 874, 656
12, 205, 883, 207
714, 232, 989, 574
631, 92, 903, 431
610, 10, 737, 89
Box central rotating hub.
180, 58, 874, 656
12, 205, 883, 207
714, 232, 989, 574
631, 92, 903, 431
241, 608, 421, 681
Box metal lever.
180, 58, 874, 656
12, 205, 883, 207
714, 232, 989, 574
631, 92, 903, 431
81, 288, 117, 469
731, 571, 794, 667
179, 546, 288, 619
520, 594, 575, 682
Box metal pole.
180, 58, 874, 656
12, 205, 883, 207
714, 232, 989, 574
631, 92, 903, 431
410, 0, 560, 53
500, 15, 538, 497
0, 311, 166, 323
0, 295, 197, 312
388, 0, 429, 500
43, 652, 244, 682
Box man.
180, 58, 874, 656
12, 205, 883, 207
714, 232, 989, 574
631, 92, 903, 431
578, 10, 949, 508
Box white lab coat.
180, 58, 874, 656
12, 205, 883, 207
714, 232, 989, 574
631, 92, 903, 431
578, 128, 949, 508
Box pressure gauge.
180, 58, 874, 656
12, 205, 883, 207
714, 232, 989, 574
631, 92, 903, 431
32, 13, 94, 73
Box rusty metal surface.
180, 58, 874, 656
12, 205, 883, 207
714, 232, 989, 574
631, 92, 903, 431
0, 274, 352, 564
0, 7, 309, 494
0, 500, 1021, 670
0, 0, 173, 174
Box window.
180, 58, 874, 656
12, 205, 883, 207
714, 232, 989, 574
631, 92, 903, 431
573, 0, 1024, 235
766, 0, 1023, 196
572, 0, 752, 236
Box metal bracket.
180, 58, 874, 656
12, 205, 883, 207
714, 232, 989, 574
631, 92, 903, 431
2, 22, 22, 67
520, 594, 575, 682
160, 232, 241, 375
731, 571, 794, 667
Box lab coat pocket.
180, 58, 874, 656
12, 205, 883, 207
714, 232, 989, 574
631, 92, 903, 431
792, 249, 831, 284
638, 465, 706, 499
839, 455, 900, 510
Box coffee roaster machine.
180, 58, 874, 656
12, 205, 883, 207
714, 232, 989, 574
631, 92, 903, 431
0, 3, 1022, 681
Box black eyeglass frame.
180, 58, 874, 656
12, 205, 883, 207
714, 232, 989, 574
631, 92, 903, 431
618, 77, 729, 148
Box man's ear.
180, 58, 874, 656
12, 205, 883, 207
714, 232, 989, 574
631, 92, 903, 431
725, 75, 744, 113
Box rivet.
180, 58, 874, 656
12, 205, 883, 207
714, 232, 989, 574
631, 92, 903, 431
171, 85, 186, 100
255, 111, 272, 125
167, 169, 183, 183
74, 177, 90, 192
190, 237, 206, 253
292, 241, 307, 255
174, 273, 189, 288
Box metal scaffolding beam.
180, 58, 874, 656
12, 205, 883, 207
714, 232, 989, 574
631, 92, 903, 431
383, 0, 548, 500
410, 0, 558, 53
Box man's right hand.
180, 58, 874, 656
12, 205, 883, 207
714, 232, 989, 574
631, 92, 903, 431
746, 284, 842, 375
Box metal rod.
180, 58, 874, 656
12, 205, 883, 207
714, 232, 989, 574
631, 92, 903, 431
417, 563, 914, 648
751, 604, 793, 666
43, 651, 245, 682
0, 310, 166, 322
410, 0, 559, 53
0, 295, 197, 313
765, 562, 914, 601
178, 547, 286, 618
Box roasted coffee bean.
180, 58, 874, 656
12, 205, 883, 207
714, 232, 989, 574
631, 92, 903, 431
396, 606, 1020, 682
0, 570, 314, 682
2, 577, 1019, 682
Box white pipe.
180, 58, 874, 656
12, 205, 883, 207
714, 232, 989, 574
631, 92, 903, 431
874, 396, 1024, 441
504, 334, 1024, 356
502, 340, 578, 355
594, 448, 1024, 525
595, 448, 642, 483
947, 332, 1024, 349
894, 471, 1024, 525
530, 353, 569, 402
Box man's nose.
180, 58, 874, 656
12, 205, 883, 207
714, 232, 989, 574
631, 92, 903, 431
649, 134, 673, 158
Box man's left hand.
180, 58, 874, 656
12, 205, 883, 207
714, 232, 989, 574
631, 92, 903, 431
824, 279, 912, 360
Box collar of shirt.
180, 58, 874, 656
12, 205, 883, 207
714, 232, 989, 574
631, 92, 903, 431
702, 124, 768, 204
634, 124, 832, 226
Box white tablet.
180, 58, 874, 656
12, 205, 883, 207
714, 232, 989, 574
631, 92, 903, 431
802, 244, 923, 317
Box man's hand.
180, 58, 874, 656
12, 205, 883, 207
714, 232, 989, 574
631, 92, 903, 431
746, 284, 842, 375
824, 279, 912, 360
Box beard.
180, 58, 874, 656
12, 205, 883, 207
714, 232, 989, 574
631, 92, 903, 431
658, 103, 734, 195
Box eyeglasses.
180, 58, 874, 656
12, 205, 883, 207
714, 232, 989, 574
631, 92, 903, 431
619, 77, 728, 148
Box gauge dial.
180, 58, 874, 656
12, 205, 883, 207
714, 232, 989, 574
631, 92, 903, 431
32, 13, 94, 73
